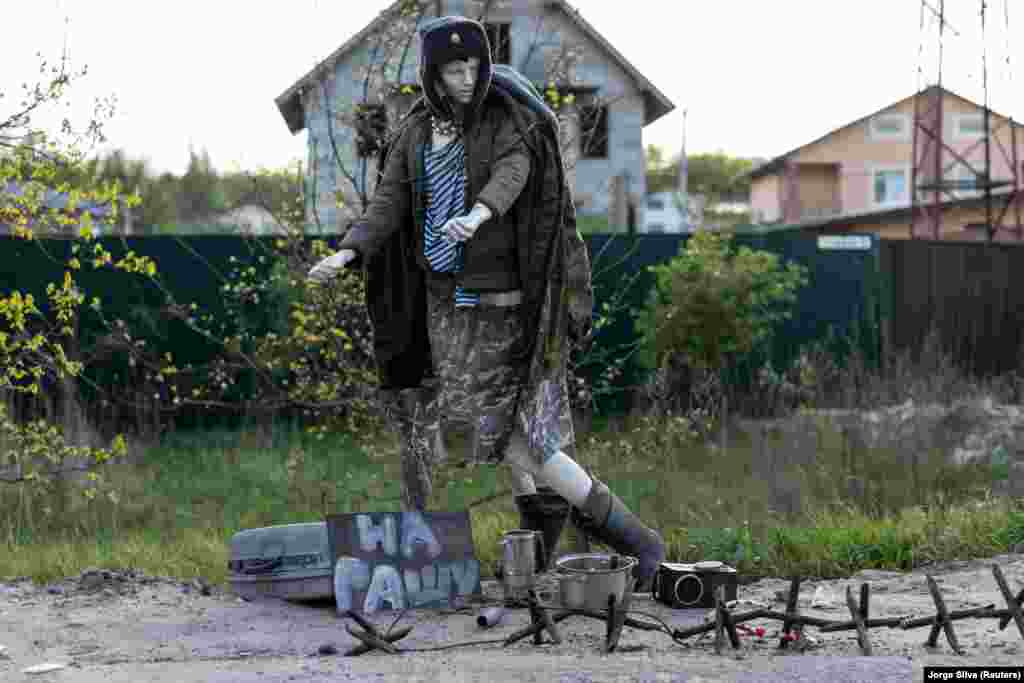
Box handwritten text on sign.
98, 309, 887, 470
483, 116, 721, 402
326, 511, 482, 614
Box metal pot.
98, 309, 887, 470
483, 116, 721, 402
498, 529, 545, 601
554, 553, 637, 611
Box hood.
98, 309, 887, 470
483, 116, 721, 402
417, 16, 493, 130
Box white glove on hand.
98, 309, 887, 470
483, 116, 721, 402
441, 203, 493, 243
307, 248, 357, 284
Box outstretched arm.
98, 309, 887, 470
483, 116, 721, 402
307, 125, 415, 282
307, 247, 357, 284
337, 126, 415, 263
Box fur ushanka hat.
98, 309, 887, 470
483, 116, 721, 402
417, 16, 493, 126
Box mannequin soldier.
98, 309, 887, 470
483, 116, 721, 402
308, 16, 666, 590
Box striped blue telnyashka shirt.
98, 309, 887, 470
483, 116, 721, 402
423, 139, 480, 307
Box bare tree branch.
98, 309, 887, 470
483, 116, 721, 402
517, 14, 547, 74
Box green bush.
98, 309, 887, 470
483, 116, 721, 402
635, 230, 809, 373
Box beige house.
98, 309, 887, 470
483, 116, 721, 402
748, 86, 1024, 241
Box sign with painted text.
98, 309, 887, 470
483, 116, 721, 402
817, 235, 873, 251
326, 511, 482, 614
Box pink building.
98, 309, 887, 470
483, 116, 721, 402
747, 86, 1024, 241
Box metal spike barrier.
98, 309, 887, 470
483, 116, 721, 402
663, 565, 1023, 656
993, 564, 1024, 640
334, 565, 1022, 657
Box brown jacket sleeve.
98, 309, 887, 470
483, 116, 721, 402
338, 125, 414, 261
475, 114, 532, 218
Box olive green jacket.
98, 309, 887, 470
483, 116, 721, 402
339, 94, 533, 292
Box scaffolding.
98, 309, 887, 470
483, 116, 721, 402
910, 0, 1023, 240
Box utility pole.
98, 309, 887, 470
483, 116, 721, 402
677, 108, 689, 230
910, 0, 1020, 241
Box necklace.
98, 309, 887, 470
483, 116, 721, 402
431, 115, 462, 140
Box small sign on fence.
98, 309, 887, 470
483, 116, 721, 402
326, 511, 482, 614
817, 235, 873, 251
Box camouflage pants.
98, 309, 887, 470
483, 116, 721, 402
381, 282, 526, 510
383, 282, 577, 510
426, 284, 526, 467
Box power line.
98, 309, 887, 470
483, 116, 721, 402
921, 0, 962, 36
917, 0, 926, 91
1003, 0, 1013, 98
982, 0, 988, 108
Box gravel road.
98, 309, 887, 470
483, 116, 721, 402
2, 553, 1023, 682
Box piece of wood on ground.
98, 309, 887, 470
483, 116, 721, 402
504, 592, 562, 647
714, 584, 741, 654
343, 609, 405, 656
346, 624, 399, 655
344, 626, 414, 657
529, 590, 562, 646
900, 604, 996, 630
844, 582, 872, 656
605, 579, 634, 653
778, 576, 803, 650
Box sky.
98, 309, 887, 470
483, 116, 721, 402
3, 0, 1021, 177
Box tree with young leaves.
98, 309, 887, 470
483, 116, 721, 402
218, 162, 305, 233
0, 3, 651, 507
0, 45, 147, 520
0, 31, 392, 537
634, 230, 807, 426
177, 146, 224, 222
60, 149, 170, 232
644, 147, 754, 203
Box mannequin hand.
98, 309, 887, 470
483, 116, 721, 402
441, 203, 492, 243
307, 248, 357, 284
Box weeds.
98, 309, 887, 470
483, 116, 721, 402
1, 325, 1023, 586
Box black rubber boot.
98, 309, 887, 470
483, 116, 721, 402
513, 487, 571, 572
570, 479, 666, 592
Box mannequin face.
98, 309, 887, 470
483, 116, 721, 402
437, 57, 480, 105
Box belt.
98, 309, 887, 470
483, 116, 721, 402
478, 290, 522, 306
423, 271, 522, 306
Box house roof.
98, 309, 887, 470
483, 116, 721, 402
274, 0, 675, 134
542, 0, 673, 126
746, 85, 1024, 181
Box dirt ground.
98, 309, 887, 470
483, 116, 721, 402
2, 553, 1023, 683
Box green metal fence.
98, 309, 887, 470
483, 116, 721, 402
582, 228, 883, 414
1, 229, 883, 422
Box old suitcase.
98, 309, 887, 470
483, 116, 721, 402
228, 522, 335, 601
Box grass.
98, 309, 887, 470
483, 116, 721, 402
3, 327, 1022, 586
2, 414, 1022, 587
